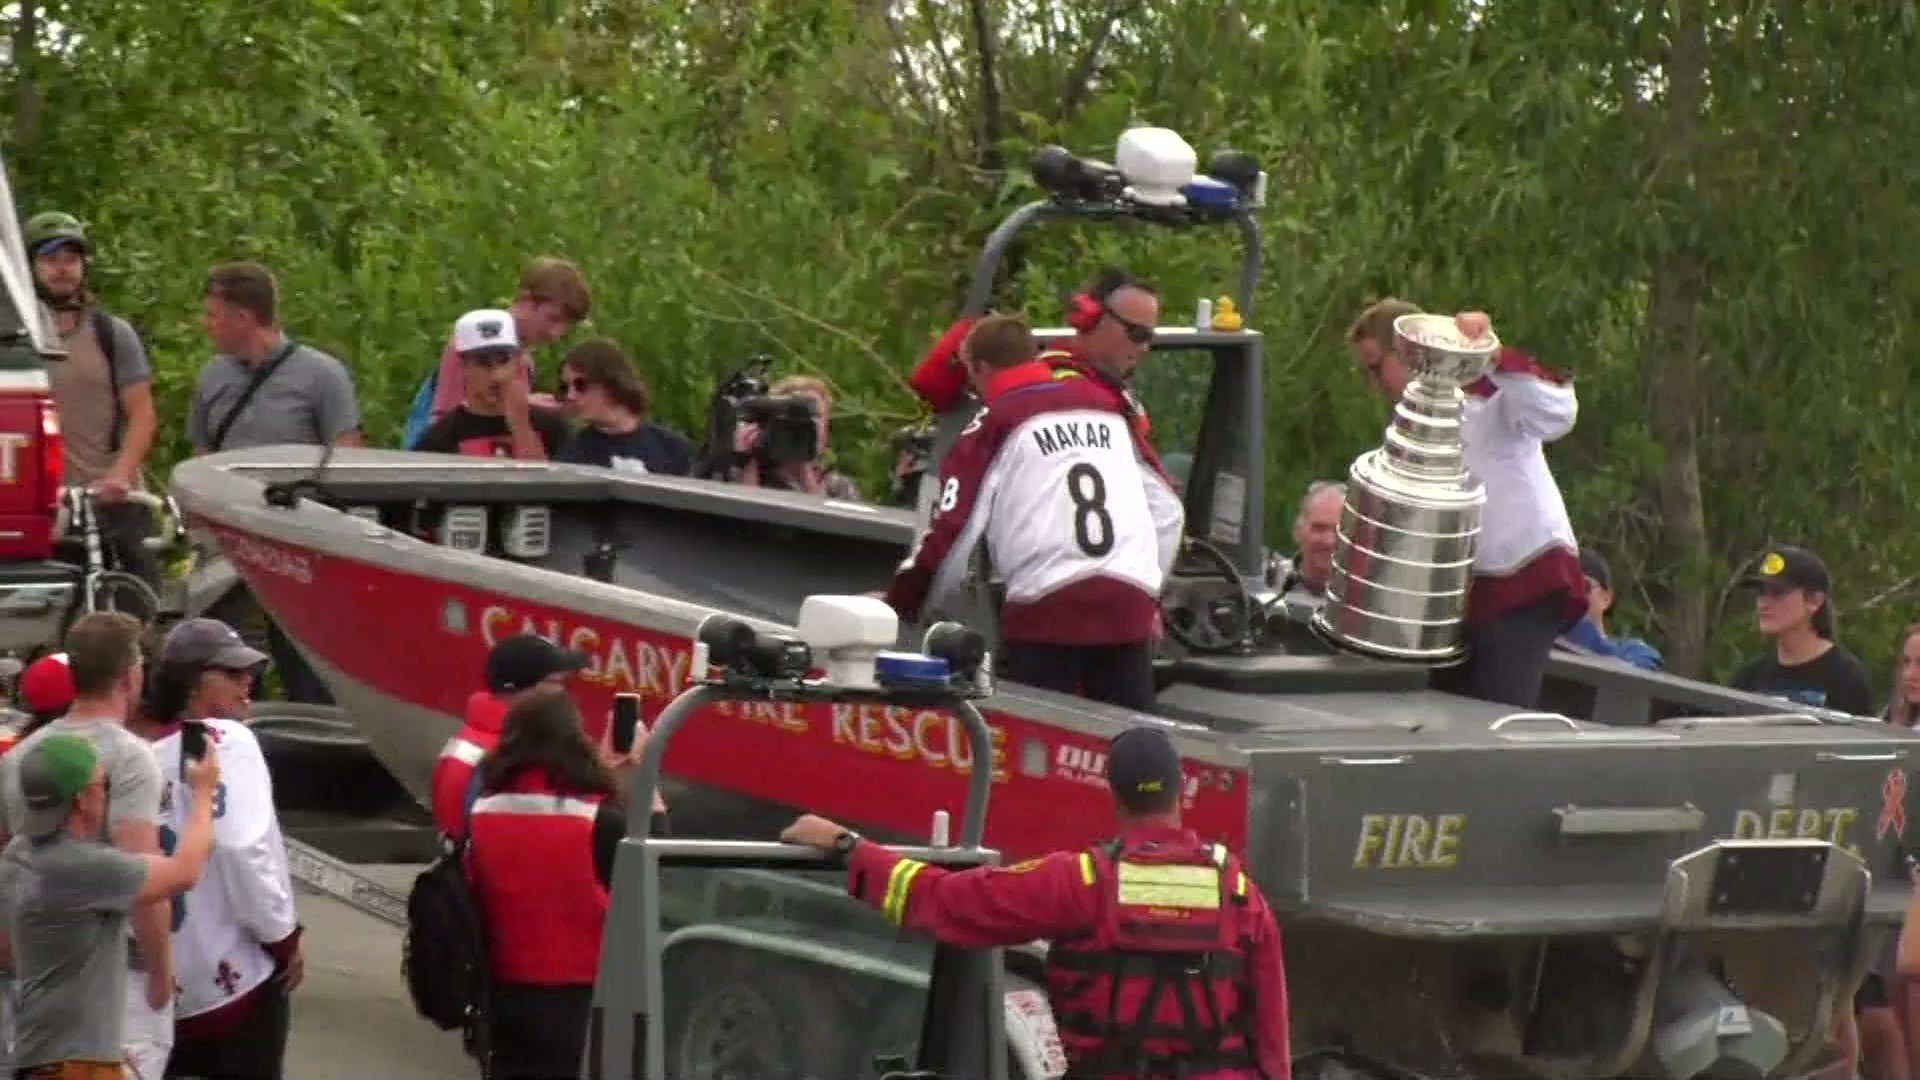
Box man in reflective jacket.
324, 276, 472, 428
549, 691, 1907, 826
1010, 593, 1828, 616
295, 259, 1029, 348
783, 725, 1289, 1079
429, 634, 588, 838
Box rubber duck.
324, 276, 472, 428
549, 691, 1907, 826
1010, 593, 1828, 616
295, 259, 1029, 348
1211, 296, 1243, 332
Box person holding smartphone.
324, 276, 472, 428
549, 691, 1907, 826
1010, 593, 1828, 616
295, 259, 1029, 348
143, 618, 302, 1080
467, 688, 666, 1080
0, 733, 221, 1079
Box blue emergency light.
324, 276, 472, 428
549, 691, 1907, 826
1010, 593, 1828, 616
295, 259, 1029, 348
874, 651, 951, 688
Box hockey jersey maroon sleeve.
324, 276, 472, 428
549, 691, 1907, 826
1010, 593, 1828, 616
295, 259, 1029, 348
885, 412, 1005, 623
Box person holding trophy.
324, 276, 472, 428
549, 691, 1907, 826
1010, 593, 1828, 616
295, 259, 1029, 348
1342, 299, 1586, 709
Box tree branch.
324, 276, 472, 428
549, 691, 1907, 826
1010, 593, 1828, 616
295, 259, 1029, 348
1056, 0, 1141, 124
964, 0, 1005, 173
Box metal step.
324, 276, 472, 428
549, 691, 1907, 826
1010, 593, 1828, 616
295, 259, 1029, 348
284, 835, 414, 929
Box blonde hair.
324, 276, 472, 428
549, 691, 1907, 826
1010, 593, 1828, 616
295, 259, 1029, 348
1888, 623, 1920, 725
770, 375, 831, 409
1347, 297, 1423, 348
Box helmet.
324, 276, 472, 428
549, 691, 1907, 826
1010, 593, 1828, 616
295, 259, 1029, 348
23, 211, 88, 258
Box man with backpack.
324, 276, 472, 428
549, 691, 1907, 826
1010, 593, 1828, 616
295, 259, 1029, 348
23, 211, 163, 589
403, 258, 591, 449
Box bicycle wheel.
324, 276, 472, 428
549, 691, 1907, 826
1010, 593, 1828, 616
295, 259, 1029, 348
89, 572, 163, 625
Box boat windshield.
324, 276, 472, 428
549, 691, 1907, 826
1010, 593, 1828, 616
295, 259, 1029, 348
1129, 348, 1211, 490
658, 864, 935, 1080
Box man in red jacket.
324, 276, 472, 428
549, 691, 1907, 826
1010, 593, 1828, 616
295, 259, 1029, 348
911, 269, 1164, 472
783, 724, 1289, 1079
429, 633, 588, 838
1348, 300, 1585, 709
888, 314, 1183, 710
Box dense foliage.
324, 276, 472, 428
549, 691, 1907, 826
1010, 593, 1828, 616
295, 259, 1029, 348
5, 0, 1917, 692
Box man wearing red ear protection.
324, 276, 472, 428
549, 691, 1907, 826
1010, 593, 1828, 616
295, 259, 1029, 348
910, 269, 1161, 454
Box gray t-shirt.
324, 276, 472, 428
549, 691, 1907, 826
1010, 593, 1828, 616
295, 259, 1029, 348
0, 716, 163, 970
0, 834, 147, 1067
187, 340, 362, 452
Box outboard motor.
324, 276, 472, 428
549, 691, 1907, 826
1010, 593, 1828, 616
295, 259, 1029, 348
1312, 313, 1494, 663
1648, 955, 1788, 1080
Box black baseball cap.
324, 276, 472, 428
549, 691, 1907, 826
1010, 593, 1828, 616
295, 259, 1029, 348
1742, 545, 1831, 594
486, 634, 589, 694
1578, 549, 1612, 592
1107, 725, 1183, 814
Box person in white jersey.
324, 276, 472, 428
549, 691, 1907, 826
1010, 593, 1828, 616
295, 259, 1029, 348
1348, 300, 1585, 709
143, 618, 302, 1080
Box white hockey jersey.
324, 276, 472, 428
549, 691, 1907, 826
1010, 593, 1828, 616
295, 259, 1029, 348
152, 719, 299, 1020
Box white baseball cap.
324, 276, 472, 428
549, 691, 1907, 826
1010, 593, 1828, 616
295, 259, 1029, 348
452, 309, 520, 355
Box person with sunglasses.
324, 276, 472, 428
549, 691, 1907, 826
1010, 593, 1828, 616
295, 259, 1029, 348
554, 338, 695, 476
142, 617, 304, 1080
1730, 545, 1874, 717
1348, 299, 1586, 710
414, 309, 569, 461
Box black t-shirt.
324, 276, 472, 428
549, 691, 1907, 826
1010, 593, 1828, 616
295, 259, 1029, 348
415, 406, 569, 460
556, 422, 694, 477
1731, 644, 1876, 717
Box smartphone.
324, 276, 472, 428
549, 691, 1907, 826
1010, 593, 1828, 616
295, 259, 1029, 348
180, 720, 208, 762
612, 694, 642, 756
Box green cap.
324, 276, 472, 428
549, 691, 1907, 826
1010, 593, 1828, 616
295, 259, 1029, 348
19, 734, 98, 839
23, 211, 88, 258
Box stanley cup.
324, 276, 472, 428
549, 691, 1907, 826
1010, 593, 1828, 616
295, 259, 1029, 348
1311, 313, 1499, 663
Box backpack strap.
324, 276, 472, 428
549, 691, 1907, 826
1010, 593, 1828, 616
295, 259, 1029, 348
208, 340, 298, 452
89, 309, 124, 453
461, 766, 485, 842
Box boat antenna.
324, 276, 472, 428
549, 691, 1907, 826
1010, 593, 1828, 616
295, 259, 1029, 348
262, 440, 338, 509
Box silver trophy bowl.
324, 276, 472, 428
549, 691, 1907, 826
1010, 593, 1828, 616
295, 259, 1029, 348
1311, 313, 1499, 663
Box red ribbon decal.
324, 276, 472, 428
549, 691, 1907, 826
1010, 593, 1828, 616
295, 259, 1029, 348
1879, 769, 1908, 840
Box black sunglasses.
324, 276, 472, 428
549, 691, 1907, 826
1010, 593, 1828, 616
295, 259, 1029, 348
1103, 306, 1155, 345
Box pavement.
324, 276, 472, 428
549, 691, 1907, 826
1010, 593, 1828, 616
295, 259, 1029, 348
286, 865, 472, 1080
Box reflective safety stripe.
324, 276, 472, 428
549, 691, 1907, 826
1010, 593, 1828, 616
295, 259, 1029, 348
1078, 853, 1096, 885
884, 858, 929, 925
1234, 871, 1247, 897
1114, 862, 1222, 910
441, 738, 486, 766
471, 793, 601, 820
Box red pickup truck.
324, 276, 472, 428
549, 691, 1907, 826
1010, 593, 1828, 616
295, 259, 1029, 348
0, 164, 76, 657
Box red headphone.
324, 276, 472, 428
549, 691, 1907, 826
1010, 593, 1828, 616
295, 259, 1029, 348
1067, 292, 1104, 332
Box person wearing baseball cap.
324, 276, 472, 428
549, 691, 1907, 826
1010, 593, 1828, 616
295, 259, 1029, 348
781, 724, 1291, 1079
141, 617, 271, 729
1554, 549, 1663, 671
1731, 545, 1874, 717
139, 618, 304, 1078
429, 633, 591, 839
0, 733, 220, 1076
413, 308, 570, 461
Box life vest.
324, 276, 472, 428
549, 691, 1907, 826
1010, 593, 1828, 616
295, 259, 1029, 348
1044, 837, 1258, 1079
466, 768, 609, 986
430, 693, 508, 840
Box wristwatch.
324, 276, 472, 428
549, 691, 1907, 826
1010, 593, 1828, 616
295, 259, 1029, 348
832, 830, 862, 857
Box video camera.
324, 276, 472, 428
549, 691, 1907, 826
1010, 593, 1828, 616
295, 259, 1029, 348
696, 355, 822, 480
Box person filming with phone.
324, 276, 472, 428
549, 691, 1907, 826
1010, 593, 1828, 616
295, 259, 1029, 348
466, 687, 667, 1080
0, 732, 220, 1080
143, 618, 303, 1080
